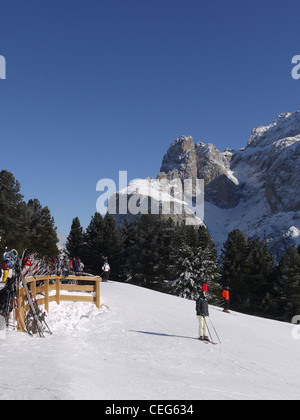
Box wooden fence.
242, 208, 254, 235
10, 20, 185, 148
16, 275, 101, 332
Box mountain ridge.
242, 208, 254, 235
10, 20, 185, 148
111, 111, 300, 256
159, 111, 300, 256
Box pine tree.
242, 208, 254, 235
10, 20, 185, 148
26, 199, 59, 256
0, 170, 59, 257
244, 237, 275, 316
155, 217, 178, 290
38, 206, 59, 257
221, 229, 249, 311
66, 217, 85, 259
84, 212, 106, 275
0, 170, 27, 254
275, 247, 300, 321
172, 243, 199, 299
197, 226, 221, 300
102, 213, 123, 280
172, 225, 221, 301
118, 218, 136, 283
128, 214, 161, 288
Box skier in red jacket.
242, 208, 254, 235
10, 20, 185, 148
222, 286, 230, 313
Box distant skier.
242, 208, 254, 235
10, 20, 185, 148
196, 291, 209, 341
222, 286, 230, 313
202, 281, 208, 294
102, 260, 110, 282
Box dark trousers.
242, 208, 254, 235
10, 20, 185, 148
103, 271, 110, 281
224, 300, 230, 310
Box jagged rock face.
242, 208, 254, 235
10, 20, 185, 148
195, 142, 231, 185
156, 111, 300, 256
159, 136, 197, 181
264, 138, 300, 213
232, 112, 300, 214
159, 136, 240, 209
195, 143, 240, 209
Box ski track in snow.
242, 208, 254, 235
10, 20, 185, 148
0, 281, 300, 400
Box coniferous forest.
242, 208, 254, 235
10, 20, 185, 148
1, 169, 300, 323
0, 170, 59, 257
68, 212, 300, 323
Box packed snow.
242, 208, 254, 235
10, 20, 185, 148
0, 281, 299, 400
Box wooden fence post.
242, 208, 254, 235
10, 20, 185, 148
45, 278, 49, 313
56, 277, 60, 306
31, 280, 36, 298
96, 278, 100, 309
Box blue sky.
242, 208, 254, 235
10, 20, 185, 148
0, 0, 300, 238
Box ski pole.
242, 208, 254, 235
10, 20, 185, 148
210, 300, 224, 307
203, 316, 213, 343
209, 317, 222, 345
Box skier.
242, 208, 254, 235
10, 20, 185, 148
222, 286, 230, 313
196, 291, 209, 341
2, 260, 9, 283
102, 259, 110, 282
202, 281, 208, 294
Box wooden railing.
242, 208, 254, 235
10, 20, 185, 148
17, 275, 101, 332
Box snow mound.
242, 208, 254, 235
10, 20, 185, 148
0, 281, 299, 400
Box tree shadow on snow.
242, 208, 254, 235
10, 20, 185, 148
130, 330, 198, 341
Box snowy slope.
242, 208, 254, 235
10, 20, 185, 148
0, 281, 300, 400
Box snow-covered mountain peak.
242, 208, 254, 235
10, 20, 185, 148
156, 111, 300, 255
112, 111, 300, 256
247, 110, 300, 149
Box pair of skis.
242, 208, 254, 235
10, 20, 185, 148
201, 339, 218, 345
19, 271, 52, 337
17, 252, 52, 337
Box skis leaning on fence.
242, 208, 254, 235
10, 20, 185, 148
20, 273, 45, 338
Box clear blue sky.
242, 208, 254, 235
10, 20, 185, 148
0, 0, 300, 239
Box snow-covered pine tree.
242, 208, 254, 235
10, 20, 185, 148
172, 243, 200, 300
197, 226, 221, 300
172, 225, 221, 301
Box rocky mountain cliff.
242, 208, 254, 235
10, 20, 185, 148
158, 111, 300, 256
111, 111, 300, 257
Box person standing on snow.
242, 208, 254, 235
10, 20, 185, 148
222, 286, 230, 313
102, 260, 110, 282
196, 291, 209, 341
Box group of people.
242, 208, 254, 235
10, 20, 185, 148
61, 257, 85, 277
196, 282, 230, 341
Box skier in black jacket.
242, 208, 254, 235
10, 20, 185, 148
196, 291, 209, 341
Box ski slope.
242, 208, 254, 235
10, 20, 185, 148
0, 281, 299, 400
